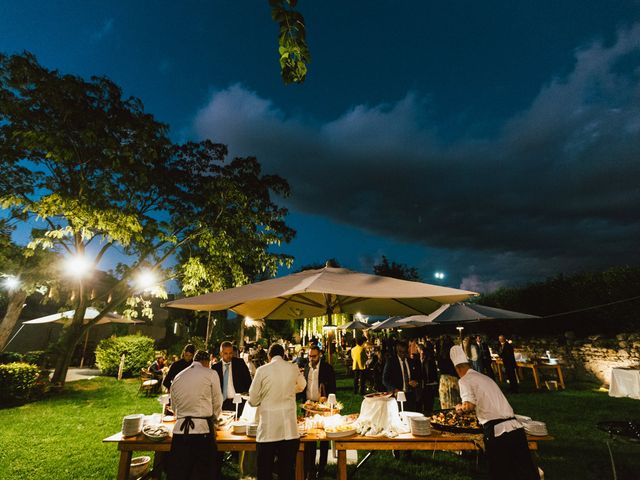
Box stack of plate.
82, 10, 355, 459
524, 421, 548, 436
246, 423, 258, 437
122, 414, 144, 437
409, 416, 431, 436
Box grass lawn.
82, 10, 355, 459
1, 365, 639, 479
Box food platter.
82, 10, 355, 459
325, 424, 357, 438
302, 400, 343, 416
429, 409, 482, 434
363, 392, 393, 399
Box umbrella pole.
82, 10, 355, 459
205, 311, 212, 346
1, 324, 25, 352
80, 328, 90, 368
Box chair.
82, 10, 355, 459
139, 369, 159, 396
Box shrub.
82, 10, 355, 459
23, 351, 47, 366
95, 334, 155, 378
0, 352, 24, 364
0, 362, 40, 405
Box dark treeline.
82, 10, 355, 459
476, 265, 640, 336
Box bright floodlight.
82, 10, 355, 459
3, 276, 20, 290
135, 269, 157, 291
434, 272, 445, 280
64, 255, 92, 278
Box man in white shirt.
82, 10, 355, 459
249, 343, 306, 480
450, 345, 539, 480
168, 349, 223, 480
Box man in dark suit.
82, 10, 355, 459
382, 340, 421, 411
302, 345, 336, 480
498, 335, 518, 393
211, 341, 253, 413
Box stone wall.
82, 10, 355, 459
508, 332, 640, 385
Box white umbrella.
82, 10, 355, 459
368, 316, 425, 331
22, 307, 138, 325
397, 302, 540, 326
338, 319, 371, 330
165, 265, 477, 320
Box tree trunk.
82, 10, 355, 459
50, 304, 88, 386
0, 290, 28, 351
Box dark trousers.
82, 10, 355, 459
353, 369, 366, 395
168, 433, 218, 480
504, 364, 519, 393
418, 385, 437, 415
257, 438, 300, 480
304, 440, 329, 478
485, 428, 539, 479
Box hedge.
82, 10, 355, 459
95, 334, 155, 378
0, 362, 40, 405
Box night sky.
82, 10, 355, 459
2, 1, 640, 292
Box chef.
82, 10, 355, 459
249, 343, 307, 480
450, 345, 539, 480
168, 349, 223, 480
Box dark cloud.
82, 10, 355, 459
193, 25, 640, 290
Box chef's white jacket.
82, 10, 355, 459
248, 355, 306, 443
171, 362, 223, 435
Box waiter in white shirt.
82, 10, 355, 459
168, 350, 223, 480
450, 345, 539, 480
249, 343, 306, 480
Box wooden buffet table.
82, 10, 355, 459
493, 358, 565, 390
333, 431, 552, 480
104, 424, 551, 480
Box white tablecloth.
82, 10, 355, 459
609, 368, 640, 400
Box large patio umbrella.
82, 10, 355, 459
397, 302, 540, 327
368, 316, 426, 331
338, 319, 371, 330
164, 265, 477, 320
21, 307, 137, 326
14, 308, 142, 366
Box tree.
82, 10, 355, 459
373, 256, 421, 281
0, 52, 295, 385
269, 0, 310, 84
0, 220, 60, 350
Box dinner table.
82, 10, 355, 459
104, 422, 552, 480
493, 357, 565, 390
609, 367, 640, 400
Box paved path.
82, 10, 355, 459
49, 367, 102, 383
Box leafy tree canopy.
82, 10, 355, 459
373, 256, 421, 281
270, 0, 310, 84
0, 52, 295, 383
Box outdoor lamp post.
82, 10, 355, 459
456, 326, 464, 341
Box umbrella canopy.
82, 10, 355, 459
338, 319, 371, 330
22, 307, 140, 325
368, 316, 426, 330
165, 266, 477, 320
397, 302, 540, 326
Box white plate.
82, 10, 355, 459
325, 428, 357, 438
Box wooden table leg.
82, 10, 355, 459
337, 449, 347, 480
295, 447, 305, 480
532, 366, 541, 389
117, 450, 132, 480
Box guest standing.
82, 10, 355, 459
167, 350, 223, 480
498, 335, 518, 393
249, 343, 306, 480
382, 340, 421, 411
351, 337, 367, 396
211, 341, 253, 414
417, 342, 438, 415
163, 344, 195, 391
476, 334, 495, 379
462, 336, 480, 371
436, 336, 461, 409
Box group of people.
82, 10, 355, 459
152, 331, 531, 480
346, 333, 520, 416
161, 341, 335, 480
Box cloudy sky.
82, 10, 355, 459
2, 1, 640, 292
